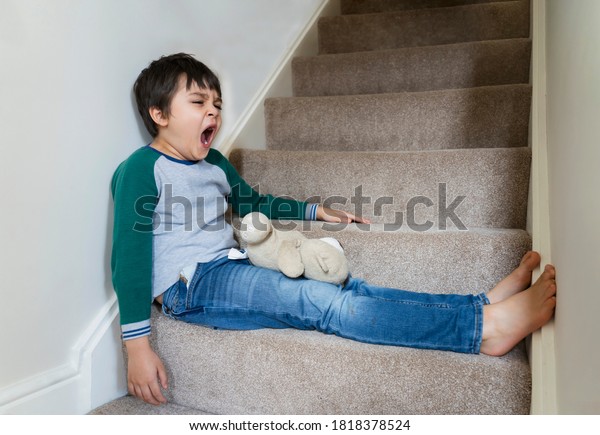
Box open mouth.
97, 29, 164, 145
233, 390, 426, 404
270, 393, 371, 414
201, 127, 216, 145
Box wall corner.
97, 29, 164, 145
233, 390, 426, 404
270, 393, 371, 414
528, 0, 558, 415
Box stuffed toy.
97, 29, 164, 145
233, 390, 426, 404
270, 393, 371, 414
239, 212, 349, 284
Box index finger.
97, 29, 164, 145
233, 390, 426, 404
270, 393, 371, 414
345, 212, 371, 224
148, 378, 167, 404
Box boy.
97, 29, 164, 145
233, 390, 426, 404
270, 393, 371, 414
112, 53, 556, 406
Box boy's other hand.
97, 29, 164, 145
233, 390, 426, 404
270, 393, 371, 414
125, 336, 168, 405
317, 206, 371, 224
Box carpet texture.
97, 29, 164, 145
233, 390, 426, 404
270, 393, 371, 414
230, 220, 532, 295
292, 38, 531, 97
149, 305, 530, 415
89, 395, 211, 415
319, 1, 529, 54
93, 0, 534, 415
266, 85, 532, 151
229, 147, 531, 229
341, 0, 510, 15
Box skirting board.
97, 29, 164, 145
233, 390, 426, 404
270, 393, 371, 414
0, 295, 125, 414
217, 0, 341, 156
528, 0, 558, 415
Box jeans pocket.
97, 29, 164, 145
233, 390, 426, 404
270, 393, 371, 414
163, 278, 192, 317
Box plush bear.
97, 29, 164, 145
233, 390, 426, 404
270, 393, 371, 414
239, 212, 349, 285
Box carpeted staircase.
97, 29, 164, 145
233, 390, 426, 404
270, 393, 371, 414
92, 0, 533, 415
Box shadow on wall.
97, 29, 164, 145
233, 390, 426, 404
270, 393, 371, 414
131, 88, 154, 146
103, 89, 153, 299
104, 194, 115, 301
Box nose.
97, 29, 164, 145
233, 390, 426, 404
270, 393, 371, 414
207, 103, 220, 117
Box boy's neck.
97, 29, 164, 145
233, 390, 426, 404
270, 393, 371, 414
150, 139, 181, 160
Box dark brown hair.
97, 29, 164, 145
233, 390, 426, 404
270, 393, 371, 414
133, 53, 221, 137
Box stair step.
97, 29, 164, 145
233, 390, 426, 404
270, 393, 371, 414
341, 0, 514, 15
228, 148, 531, 230
231, 219, 531, 294
89, 395, 212, 415
320, 1, 529, 54
151, 304, 531, 414
293, 38, 530, 97
266, 84, 531, 152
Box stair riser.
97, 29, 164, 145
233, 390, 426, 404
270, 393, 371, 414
341, 0, 515, 15
320, 1, 529, 54
229, 148, 531, 230
293, 39, 531, 97
152, 307, 531, 414
231, 219, 532, 294
266, 85, 531, 152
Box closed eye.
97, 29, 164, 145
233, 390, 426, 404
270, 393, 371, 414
192, 101, 222, 111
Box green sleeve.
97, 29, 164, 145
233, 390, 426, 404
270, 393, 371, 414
205, 149, 310, 220
110, 148, 160, 335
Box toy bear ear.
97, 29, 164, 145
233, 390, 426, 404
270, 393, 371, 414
241, 212, 272, 244
242, 212, 271, 232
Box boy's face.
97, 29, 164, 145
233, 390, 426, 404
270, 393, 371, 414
151, 75, 222, 161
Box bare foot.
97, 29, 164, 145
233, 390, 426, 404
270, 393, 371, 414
486, 251, 541, 304
480, 264, 556, 357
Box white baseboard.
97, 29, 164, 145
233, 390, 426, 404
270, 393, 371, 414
528, 0, 558, 415
0, 295, 126, 414
217, 0, 341, 156
0, 362, 80, 414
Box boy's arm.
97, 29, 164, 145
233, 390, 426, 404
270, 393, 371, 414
111, 154, 158, 339
112, 150, 168, 404
316, 205, 371, 224
205, 149, 311, 219
207, 149, 369, 223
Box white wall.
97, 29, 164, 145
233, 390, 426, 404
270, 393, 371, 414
0, 0, 327, 413
546, 0, 600, 414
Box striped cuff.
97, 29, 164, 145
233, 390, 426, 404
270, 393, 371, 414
121, 319, 151, 341
305, 203, 319, 221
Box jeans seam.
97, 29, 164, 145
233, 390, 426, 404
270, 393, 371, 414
359, 297, 454, 309
202, 306, 322, 331
472, 298, 484, 354
186, 263, 204, 310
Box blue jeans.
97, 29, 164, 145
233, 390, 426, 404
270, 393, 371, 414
161, 257, 488, 354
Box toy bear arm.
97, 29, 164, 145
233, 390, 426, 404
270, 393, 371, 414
277, 240, 304, 278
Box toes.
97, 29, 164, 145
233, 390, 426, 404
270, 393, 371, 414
544, 295, 557, 312
538, 281, 557, 300
537, 264, 556, 282
548, 283, 557, 297
521, 251, 541, 270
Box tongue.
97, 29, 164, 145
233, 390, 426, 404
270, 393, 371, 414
201, 129, 211, 145
201, 131, 208, 145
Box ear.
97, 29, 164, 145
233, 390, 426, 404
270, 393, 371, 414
149, 106, 169, 128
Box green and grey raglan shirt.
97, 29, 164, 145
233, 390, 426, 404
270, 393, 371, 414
111, 146, 318, 340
